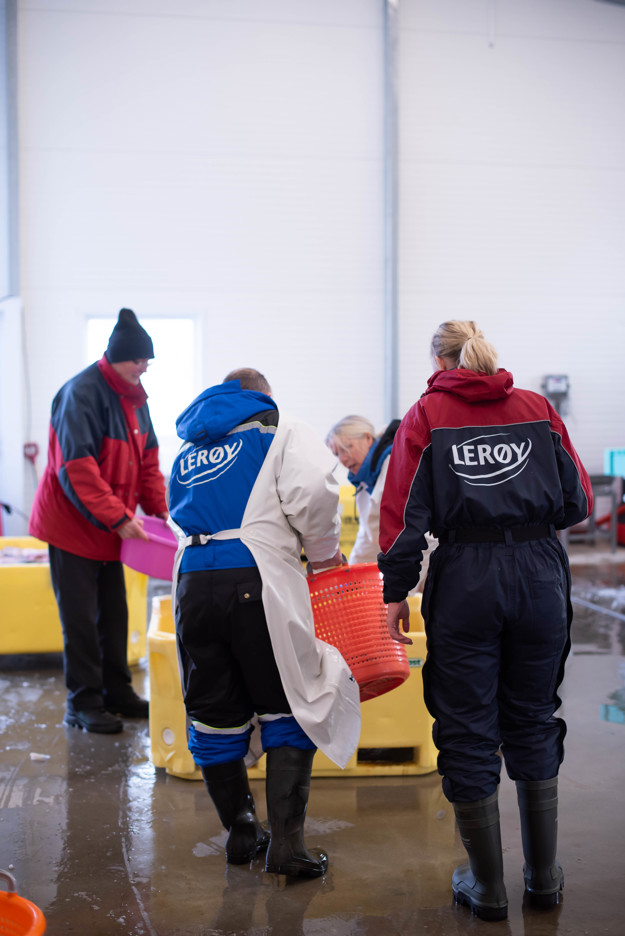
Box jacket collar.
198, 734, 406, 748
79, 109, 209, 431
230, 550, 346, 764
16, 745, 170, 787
97, 355, 148, 406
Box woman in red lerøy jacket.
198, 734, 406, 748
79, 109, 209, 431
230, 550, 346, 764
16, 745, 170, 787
30, 309, 168, 734
378, 321, 593, 922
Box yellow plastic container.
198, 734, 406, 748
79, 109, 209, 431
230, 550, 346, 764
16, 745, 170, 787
148, 595, 200, 779
338, 483, 359, 559
148, 592, 436, 780
0, 535, 148, 664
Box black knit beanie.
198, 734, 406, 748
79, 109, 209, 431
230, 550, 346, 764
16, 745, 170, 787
106, 308, 154, 363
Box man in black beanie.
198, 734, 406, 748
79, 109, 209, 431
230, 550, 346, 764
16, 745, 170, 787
30, 309, 169, 734
106, 307, 154, 363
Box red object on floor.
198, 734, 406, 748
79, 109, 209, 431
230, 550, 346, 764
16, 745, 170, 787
0, 870, 47, 935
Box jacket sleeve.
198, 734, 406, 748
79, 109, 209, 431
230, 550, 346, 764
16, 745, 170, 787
548, 403, 594, 528
377, 403, 433, 603
277, 420, 341, 562
52, 384, 130, 531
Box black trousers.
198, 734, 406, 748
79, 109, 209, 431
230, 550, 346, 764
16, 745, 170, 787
175, 567, 291, 727
48, 545, 132, 710
422, 536, 571, 803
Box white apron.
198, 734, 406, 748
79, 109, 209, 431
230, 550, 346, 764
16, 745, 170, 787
170, 415, 361, 770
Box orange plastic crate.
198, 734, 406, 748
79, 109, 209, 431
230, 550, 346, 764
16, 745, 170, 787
308, 563, 409, 702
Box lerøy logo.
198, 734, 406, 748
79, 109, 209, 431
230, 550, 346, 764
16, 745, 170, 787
449, 433, 531, 487
177, 439, 243, 486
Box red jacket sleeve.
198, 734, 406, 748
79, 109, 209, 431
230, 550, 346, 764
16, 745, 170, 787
547, 401, 593, 527
378, 403, 433, 602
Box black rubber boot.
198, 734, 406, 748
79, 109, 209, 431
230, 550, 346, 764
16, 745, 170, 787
201, 759, 269, 864
452, 791, 508, 922
264, 746, 328, 878
516, 777, 564, 907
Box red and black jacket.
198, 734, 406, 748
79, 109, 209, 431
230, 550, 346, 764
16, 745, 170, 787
29, 356, 167, 561
378, 368, 593, 602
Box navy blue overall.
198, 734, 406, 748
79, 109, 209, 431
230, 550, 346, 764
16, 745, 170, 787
421, 531, 572, 803
378, 366, 592, 807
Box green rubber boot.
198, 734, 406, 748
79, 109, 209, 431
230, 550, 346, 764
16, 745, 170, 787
516, 777, 564, 907
452, 791, 508, 922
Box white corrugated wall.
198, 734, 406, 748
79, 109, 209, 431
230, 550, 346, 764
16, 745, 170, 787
7, 0, 625, 529
17, 0, 386, 462
398, 0, 625, 470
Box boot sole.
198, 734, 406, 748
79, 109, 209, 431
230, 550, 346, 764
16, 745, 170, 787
525, 880, 564, 908
524, 869, 564, 907
265, 863, 327, 878
453, 889, 508, 922
265, 852, 329, 878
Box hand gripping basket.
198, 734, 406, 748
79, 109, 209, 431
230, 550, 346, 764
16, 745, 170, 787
307, 562, 409, 702
0, 871, 46, 935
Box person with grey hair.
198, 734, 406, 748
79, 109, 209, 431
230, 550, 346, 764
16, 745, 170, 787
327, 415, 435, 587
378, 320, 593, 921
168, 368, 360, 881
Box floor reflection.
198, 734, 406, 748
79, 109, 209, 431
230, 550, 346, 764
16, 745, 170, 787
1, 558, 624, 935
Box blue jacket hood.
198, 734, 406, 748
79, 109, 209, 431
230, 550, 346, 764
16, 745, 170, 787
175, 380, 277, 445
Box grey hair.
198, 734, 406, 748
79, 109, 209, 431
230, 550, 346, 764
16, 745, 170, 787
325, 414, 376, 451
223, 367, 272, 395
431, 321, 498, 376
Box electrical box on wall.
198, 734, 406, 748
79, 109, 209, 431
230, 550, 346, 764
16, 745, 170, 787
541, 374, 569, 415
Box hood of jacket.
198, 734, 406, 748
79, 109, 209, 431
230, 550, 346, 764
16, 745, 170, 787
423, 367, 514, 404
175, 380, 278, 445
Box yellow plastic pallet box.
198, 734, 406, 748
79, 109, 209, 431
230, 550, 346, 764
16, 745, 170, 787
148, 592, 436, 780
0, 535, 148, 664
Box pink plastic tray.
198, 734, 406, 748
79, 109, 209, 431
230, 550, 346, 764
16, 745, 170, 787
120, 516, 177, 580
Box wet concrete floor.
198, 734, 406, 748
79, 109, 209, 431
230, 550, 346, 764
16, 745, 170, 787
1, 547, 624, 935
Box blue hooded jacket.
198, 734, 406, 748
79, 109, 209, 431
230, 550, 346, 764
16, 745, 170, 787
169, 380, 278, 572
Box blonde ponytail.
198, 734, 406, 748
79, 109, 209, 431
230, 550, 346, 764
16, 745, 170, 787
431, 321, 498, 376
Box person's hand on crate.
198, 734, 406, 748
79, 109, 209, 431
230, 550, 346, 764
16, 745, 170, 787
306, 549, 347, 575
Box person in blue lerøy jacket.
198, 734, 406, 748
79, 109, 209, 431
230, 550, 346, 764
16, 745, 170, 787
168, 368, 360, 880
